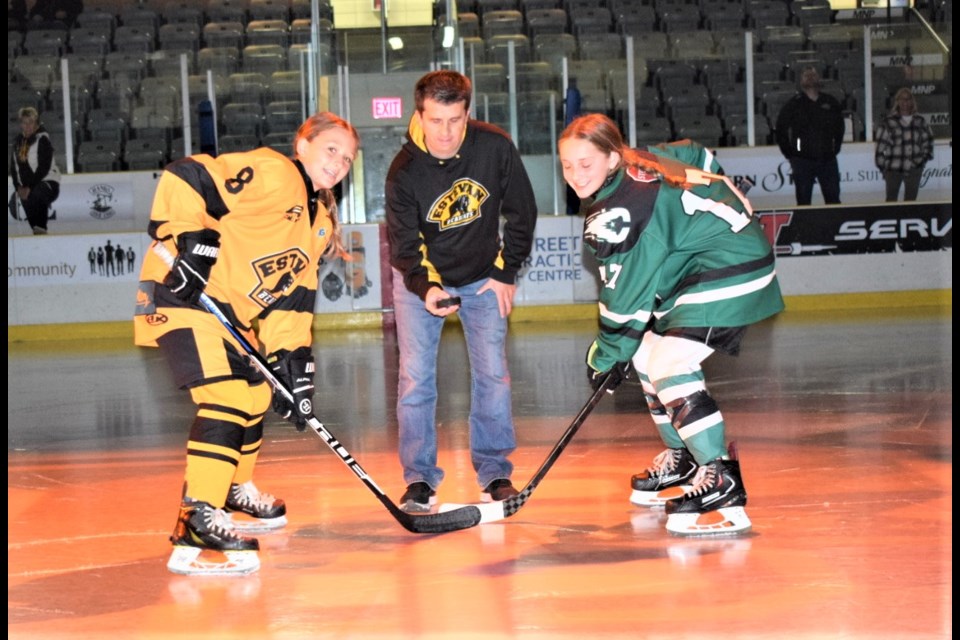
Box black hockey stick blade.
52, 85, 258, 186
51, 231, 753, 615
379, 493, 482, 534
152, 243, 482, 534
302, 414, 483, 533
439, 372, 615, 524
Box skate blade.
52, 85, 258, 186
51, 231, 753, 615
665, 506, 752, 537
229, 514, 288, 533
167, 546, 261, 576
629, 485, 691, 507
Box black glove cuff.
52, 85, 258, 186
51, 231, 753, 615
176, 228, 221, 261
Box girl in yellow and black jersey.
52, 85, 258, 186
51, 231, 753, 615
134, 112, 359, 574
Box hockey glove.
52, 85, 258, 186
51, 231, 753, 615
267, 347, 316, 431
163, 229, 221, 305
588, 361, 632, 395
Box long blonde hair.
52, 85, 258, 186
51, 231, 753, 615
890, 87, 918, 117
293, 112, 360, 258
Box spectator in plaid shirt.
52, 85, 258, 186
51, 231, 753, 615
874, 88, 935, 202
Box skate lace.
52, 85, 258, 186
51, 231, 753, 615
648, 449, 680, 477
683, 463, 718, 498
202, 505, 243, 541
233, 481, 276, 510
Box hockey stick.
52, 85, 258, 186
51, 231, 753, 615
153, 243, 481, 534
440, 372, 616, 524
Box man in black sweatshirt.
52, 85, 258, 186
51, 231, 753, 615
385, 70, 538, 513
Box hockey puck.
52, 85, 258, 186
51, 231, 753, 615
436, 296, 461, 309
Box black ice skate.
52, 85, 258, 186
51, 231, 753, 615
629, 448, 699, 507
225, 481, 288, 532
664, 458, 752, 536
167, 498, 260, 576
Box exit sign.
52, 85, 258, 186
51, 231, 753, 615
373, 97, 402, 119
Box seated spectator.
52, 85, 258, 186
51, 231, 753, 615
27, 0, 83, 28
9, 106, 61, 235
9, 0, 28, 30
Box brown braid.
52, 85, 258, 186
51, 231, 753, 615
559, 113, 707, 188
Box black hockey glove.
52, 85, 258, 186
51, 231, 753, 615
163, 229, 221, 305
588, 361, 632, 395
267, 347, 316, 431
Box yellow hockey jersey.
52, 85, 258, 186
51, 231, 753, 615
134, 148, 333, 354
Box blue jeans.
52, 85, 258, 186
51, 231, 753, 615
392, 268, 516, 491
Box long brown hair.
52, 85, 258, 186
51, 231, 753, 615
559, 113, 753, 213
559, 113, 684, 188
293, 112, 360, 258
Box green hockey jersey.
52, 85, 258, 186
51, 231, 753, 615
583, 156, 784, 372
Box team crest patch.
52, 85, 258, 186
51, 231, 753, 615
284, 206, 304, 223
584, 207, 631, 244
627, 166, 659, 183
427, 179, 489, 230
249, 248, 310, 307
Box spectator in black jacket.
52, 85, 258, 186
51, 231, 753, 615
775, 66, 846, 206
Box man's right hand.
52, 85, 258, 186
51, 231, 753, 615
426, 288, 460, 317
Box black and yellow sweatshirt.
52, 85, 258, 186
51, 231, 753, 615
385, 114, 538, 300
